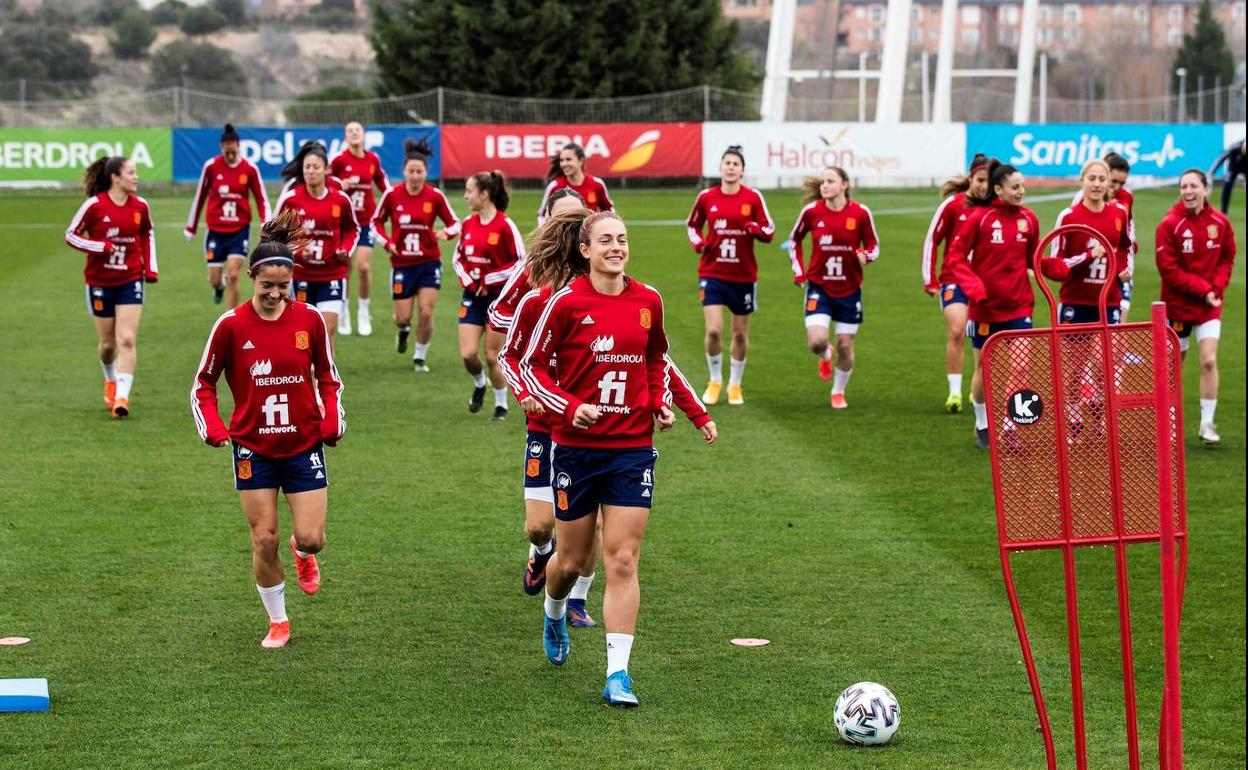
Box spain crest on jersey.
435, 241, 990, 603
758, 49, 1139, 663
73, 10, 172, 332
846, 218, 857, 231
133, 211, 142, 225
240, 173, 248, 185
1208, 225, 1219, 239
740, 204, 752, 216
1115, 218, 1123, 231
331, 205, 341, 218
295, 331, 310, 350
1017, 218, 1029, 233
423, 202, 433, 214
487, 232, 501, 246
639, 308, 652, 329
587, 191, 598, 204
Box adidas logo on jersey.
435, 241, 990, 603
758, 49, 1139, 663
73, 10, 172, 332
250, 359, 273, 377
243, 340, 256, 350
590, 335, 615, 353
581, 315, 595, 325
709, 205, 718, 212
102, 216, 111, 223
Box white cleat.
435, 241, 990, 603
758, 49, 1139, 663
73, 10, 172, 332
338, 310, 353, 336
1198, 422, 1221, 445
357, 311, 372, 337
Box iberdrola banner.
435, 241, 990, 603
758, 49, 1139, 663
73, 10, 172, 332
0, 128, 172, 183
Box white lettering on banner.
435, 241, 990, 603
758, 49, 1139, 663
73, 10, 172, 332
239, 131, 386, 167
485, 134, 611, 160
0, 141, 154, 170
1009, 132, 1184, 170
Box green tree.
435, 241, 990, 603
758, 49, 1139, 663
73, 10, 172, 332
151, 0, 188, 26
109, 9, 156, 59
150, 40, 247, 95
211, 0, 246, 26
89, 0, 139, 25
369, 0, 759, 105
179, 5, 227, 36
0, 22, 97, 97
1172, 0, 1235, 120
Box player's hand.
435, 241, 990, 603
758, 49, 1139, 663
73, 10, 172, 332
144, 275, 158, 284
572, 404, 600, 430
1090, 243, 1107, 259
386, 242, 400, 258
856, 249, 868, 266
924, 285, 939, 297
700, 420, 718, 444
320, 421, 341, 447
520, 396, 544, 415
474, 285, 489, 297
655, 406, 676, 432
691, 239, 705, 255
1118, 269, 1132, 281
182, 228, 195, 240
793, 272, 806, 286
744, 222, 763, 239
1205, 291, 1222, 307
435, 229, 453, 240
334, 250, 350, 263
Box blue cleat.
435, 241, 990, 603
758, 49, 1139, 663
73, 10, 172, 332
602, 670, 639, 707
522, 539, 555, 596
543, 612, 569, 666
567, 598, 596, 627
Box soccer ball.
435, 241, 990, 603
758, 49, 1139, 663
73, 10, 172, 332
833, 682, 901, 746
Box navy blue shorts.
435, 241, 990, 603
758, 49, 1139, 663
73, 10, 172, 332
804, 284, 862, 328
85, 281, 143, 318
523, 430, 553, 501
391, 262, 442, 299
458, 289, 498, 326
968, 316, 1033, 350
699, 277, 756, 316
232, 442, 327, 493
204, 228, 250, 265
294, 279, 347, 312
1059, 304, 1121, 325
1119, 278, 1134, 305
939, 283, 969, 310
551, 445, 657, 521
355, 227, 375, 250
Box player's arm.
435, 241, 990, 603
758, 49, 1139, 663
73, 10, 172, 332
745, 191, 776, 243
596, 177, 615, 212
1039, 208, 1085, 281
1209, 147, 1231, 177
450, 234, 476, 290
191, 315, 232, 446
858, 205, 880, 263
437, 189, 462, 238
184, 160, 212, 237
946, 215, 987, 302
518, 292, 581, 419
372, 155, 389, 193
482, 218, 526, 287
1154, 220, 1213, 299
1116, 206, 1134, 278
140, 201, 158, 282
249, 163, 270, 222
311, 310, 346, 445
664, 355, 712, 429
371, 188, 395, 252
643, 296, 674, 416
1212, 218, 1237, 298
787, 209, 810, 283
336, 191, 360, 257
686, 192, 708, 253
536, 180, 557, 226
65, 199, 109, 254
497, 291, 538, 401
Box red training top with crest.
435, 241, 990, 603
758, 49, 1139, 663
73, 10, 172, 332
452, 212, 525, 294
1072, 185, 1137, 260
518, 275, 712, 449
945, 200, 1040, 323
330, 149, 389, 228
787, 199, 880, 296
1041, 200, 1134, 307
184, 155, 270, 236
686, 185, 776, 283
1154, 201, 1237, 325
66, 192, 159, 285
192, 300, 345, 458
276, 184, 359, 282
920, 191, 974, 291
537, 175, 615, 224
371, 183, 461, 268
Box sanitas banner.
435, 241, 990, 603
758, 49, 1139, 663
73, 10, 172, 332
967, 124, 1224, 177
701, 123, 965, 186
0, 128, 172, 183
173, 125, 440, 183
441, 123, 702, 178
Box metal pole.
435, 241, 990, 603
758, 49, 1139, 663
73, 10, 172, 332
1176, 68, 1187, 123
18, 78, 26, 124
437, 86, 445, 125
932, 0, 958, 121
859, 51, 867, 123
1214, 77, 1221, 122
760, 0, 798, 122
1039, 52, 1048, 124
1197, 75, 1204, 122
1013, 0, 1040, 123
921, 51, 931, 122
875, 0, 913, 122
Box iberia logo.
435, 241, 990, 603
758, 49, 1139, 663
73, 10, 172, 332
609, 130, 662, 174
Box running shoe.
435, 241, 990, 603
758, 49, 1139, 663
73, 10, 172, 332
290, 535, 321, 595
829, 392, 847, 410
412, 358, 430, 373
112, 397, 130, 419
468, 385, 487, 413
543, 612, 569, 666
945, 393, 963, 413
492, 406, 507, 422
261, 620, 291, 649
103, 380, 116, 411
818, 357, 833, 382
522, 540, 555, 596
396, 329, 409, 354
357, 311, 372, 337
701, 381, 722, 405
602, 670, 639, 707
567, 598, 596, 628
975, 427, 990, 449
1198, 422, 1221, 445
213, 286, 225, 304
727, 383, 744, 405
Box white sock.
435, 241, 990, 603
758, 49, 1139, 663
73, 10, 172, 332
1200, 399, 1217, 425
101, 360, 117, 382
570, 573, 594, 601
412, 341, 429, 360
256, 583, 288, 623
831, 367, 852, 395
729, 358, 746, 386
295, 547, 311, 559
534, 538, 553, 556
358, 298, 370, 315
972, 399, 988, 430
399, 325, 411, 333
821, 347, 833, 361
947, 373, 963, 396
493, 388, 508, 409
707, 353, 723, 383
544, 590, 567, 620
606, 633, 634, 676
115, 373, 134, 400
471, 372, 487, 388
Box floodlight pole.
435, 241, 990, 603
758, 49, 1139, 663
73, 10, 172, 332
761, 0, 798, 122
931, 0, 959, 122
875, 0, 913, 123
1014, 0, 1041, 124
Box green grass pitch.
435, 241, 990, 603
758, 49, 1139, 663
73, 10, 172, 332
0, 185, 1242, 768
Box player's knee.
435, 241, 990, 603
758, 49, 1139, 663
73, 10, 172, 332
115, 331, 137, 351
808, 339, 827, 356
604, 545, 640, 581
251, 529, 279, 555
418, 306, 435, 326
731, 330, 748, 348
292, 532, 324, 555
526, 520, 554, 545
98, 341, 116, 358
1200, 354, 1217, 375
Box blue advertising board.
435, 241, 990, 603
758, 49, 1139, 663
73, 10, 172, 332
173, 125, 440, 183
967, 124, 1224, 178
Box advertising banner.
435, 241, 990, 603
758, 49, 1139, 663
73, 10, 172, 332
0, 128, 172, 183
967, 123, 1225, 178
441, 123, 702, 178
700, 123, 966, 187
173, 125, 440, 183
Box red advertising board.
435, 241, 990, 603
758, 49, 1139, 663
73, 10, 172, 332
442, 123, 701, 179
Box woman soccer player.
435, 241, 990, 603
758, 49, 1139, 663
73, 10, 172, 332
787, 166, 879, 409
1070, 152, 1138, 319
65, 156, 157, 418
276, 143, 359, 349
184, 123, 270, 307
1155, 169, 1237, 445
536, 142, 614, 225
192, 210, 345, 649
517, 209, 716, 707
944, 161, 1040, 449
371, 139, 461, 371
921, 154, 990, 412
686, 145, 775, 405
330, 122, 390, 337
453, 170, 525, 419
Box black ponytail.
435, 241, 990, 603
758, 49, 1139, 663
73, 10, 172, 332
248, 208, 310, 276
220, 123, 240, 144
722, 144, 745, 168
981, 160, 1020, 204
471, 170, 510, 213
280, 141, 329, 184
546, 142, 586, 183
83, 156, 127, 197
404, 138, 434, 168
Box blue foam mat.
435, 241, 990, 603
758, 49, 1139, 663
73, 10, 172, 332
0, 678, 50, 712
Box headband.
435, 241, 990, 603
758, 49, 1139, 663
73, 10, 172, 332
970, 159, 989, 174
250, 255, 295, 272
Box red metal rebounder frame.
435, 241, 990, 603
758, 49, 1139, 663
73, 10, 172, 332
981, 224, 1188, 770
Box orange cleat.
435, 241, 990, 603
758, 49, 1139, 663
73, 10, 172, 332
290, 535, 321, 595
818, 357, 833, 382
103, 380, 117, 410
111, 397, 130, 418
829, 392, 848, 410
261, 620, 291, 649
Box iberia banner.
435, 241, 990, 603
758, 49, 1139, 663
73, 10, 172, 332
0, 128, 172, 183
441, 123, 701, 178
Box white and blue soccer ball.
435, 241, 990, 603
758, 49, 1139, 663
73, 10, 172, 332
833, 681, 901, 746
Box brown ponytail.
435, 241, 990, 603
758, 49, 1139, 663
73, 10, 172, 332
525, 208, 593, 289
83, 156, 127, 197
248, 207, 311, 276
